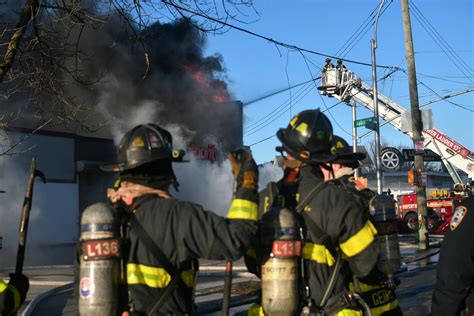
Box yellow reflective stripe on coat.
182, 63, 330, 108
348, 281, 399, 315
1, 279, 20, 311
7, 284, 21, 311
181, 270, 194, 288
340, 221, 377, 257
302, 242, 336, 266
247, 303, 264, 316
370, 300, 399, 316
227, 199, 258, 221
127, 264, 193, 288
0, 279, 7, 293
348, 281, 381, 292
336, 309, 363, 316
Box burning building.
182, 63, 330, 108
0, 18, 244, 268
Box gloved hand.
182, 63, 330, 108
227, 149, 258, 192
8, 273, 29, 304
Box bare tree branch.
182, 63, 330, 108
0, 0, 41, 82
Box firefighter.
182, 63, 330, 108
324, 136, 402, 316
251, 109, 379, 315
99, 123, 259, 315
432, 195, 474, 315
323, 58, 335, 72
0, 274, 29, 315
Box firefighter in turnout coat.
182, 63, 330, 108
101, 123, 259, 315
432, 196, 474, 315
250, 109, 379, 315
321, 136, 402, 316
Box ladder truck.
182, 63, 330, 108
319, 65, 473, 234
319, 66, 474, 184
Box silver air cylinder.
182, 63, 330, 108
79, 203, 120, 316
260, 207, 301, 316
369, 194, 401, 276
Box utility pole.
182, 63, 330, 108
371, 0, 386, 194
401, 0, 428, 249
351, 100, 359, 178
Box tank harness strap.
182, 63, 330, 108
294, 181, 347, 310
128, 213, 195, 315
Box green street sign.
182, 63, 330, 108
354, 117, 375, 128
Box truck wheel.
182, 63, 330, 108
404, 213, 419, 233
426, 214, 440, 233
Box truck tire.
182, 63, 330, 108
404, 212, 419, 233
426, 213, 440, 233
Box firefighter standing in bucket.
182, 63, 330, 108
0, 274, 29, 315
248, 109, 380, 315
321, 136, 402, 316
82, 123, 259, 315
432, 196, 474, 315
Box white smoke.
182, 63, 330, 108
0, 154, 24, 269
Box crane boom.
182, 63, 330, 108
319, 67, 474, 183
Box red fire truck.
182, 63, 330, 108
396, 186, 471, 234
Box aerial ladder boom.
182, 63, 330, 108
319, 66, 474, 184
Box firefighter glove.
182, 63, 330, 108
8, 273, 29, 304
227, 149, 258, 192
227, 149, 259, 221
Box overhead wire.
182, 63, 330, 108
334, 4, 379, 57
410, 1, 472, 73
409, 1, 473, 82
248, 100, 346, 147
355, 86, 474, 141
161, 0, 396, 69
244, 81, 314, 130
243, 76, 321, 106
339, 0, 393, 59
244, 82, 314, 136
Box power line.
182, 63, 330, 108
244, 81, 313, 130
162, 0, 397, 69
243, 77, 321, 106
409, 1, 473, 81
244, 83, 314, 136
356, 86, 474, 141
338, 0, 393, 59
248, 100, 345, 147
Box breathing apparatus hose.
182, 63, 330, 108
351, 292, 372, 316
319, 253, 343, 307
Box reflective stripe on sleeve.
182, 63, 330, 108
0, 279, 7, 293
340, 220, 377, 257
302, 242, 336, 266
1, 279, 20, 311
227, 199, 258, 221
127, 263, 193, 288
181, 270, 194, 288
7, 285, 21, 311
247, 303, 264, 316
335, 309, 363, 316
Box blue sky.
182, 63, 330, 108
202, 0, 473, 164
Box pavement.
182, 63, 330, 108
0, 234, 442, 315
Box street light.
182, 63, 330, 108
371, 0, 386, 194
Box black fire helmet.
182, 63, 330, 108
331, 135, 366, 168
101, 123, 185, 173
276, 109, 338, 164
